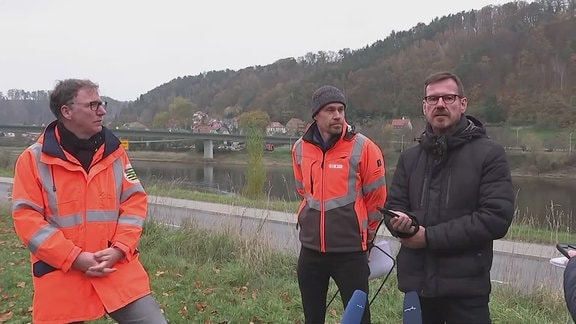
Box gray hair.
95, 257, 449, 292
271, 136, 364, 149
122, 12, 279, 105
49, 79, 99, 120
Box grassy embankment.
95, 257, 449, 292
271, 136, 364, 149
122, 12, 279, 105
0, 202, 572, 324
1, 146, 576, 245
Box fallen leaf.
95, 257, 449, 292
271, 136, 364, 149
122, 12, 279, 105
280, 291, 291, 303
0, 311, 13, 323
16, 282, 26, 288
195, 280, 202, 289
177, 305, 188, 315
202, 288, 214, 295
251, 290, 258, 299
195, 302, 206, 312
328, 309, 337, 317
155, 271, 165, 277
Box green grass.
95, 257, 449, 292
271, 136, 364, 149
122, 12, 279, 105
0, 202, 573, 323
0, 168, 13, 177
2, 165, 576, 246
146, 184, 576, 246
146, 183, 301, 213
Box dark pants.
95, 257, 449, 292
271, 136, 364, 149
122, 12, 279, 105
419, 295, 491, 324
297, 247, 370, 324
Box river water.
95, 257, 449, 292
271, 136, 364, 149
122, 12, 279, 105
133, 160, 576, 228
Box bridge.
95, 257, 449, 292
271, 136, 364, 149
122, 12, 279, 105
0, 124, 300, 159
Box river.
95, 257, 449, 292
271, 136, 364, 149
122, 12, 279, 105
133, 160, 576, 228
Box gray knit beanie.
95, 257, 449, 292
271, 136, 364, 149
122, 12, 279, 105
311, 85, 346, 117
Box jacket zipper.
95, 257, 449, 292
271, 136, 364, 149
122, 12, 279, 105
320, 152, 326, 252
419, 157, 431, 209
445, 167, 452, 208
420, 156, 435, 297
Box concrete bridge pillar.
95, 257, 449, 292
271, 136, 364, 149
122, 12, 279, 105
203, 165, 214, 184
203, 140, 214, 159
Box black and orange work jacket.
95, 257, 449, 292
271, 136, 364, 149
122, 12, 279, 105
292, 122, 386, 253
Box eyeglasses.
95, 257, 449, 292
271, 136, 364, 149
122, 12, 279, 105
68, 100, 107, 111
423, 94, 460, 105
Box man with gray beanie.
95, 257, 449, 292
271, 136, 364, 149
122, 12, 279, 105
292, 85, 387, 323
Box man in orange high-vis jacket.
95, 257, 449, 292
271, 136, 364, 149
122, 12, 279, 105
292, 85, 387, 324
11, 79, 167, 324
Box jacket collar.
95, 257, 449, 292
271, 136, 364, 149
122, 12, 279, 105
41, 120, 121, 160
302, 121, 356, 151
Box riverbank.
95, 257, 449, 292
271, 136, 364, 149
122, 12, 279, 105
125, 149, 576, 179
3, 145, 576, 178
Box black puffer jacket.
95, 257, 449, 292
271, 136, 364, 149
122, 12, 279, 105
564, 258, 576, 322
385, 115, 514, 297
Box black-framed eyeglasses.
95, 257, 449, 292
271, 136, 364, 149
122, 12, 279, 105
423, 94, 460, 105
68, 100, 107, 111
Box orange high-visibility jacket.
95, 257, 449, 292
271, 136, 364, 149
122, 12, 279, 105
292, 123, 387, 253
12, 122, 152, 324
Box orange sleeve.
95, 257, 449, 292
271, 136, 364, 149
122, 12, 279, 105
112, 152, 147, 262
360, 140, 387, 233
292, 140, 305, 199
11, 149, 81, 272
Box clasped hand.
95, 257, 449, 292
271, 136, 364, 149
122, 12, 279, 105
72, 248, 125, 277
389, 210, 427, 249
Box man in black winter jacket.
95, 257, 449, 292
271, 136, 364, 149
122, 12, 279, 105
564, 250, 576, 322
384, 71, 514, 323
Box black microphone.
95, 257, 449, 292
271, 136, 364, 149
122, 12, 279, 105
341, 290, 367, 324
403, 291, 422, 324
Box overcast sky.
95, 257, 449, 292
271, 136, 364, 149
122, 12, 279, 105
1, 0, 517, 101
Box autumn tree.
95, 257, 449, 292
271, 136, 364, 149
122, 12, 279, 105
168, 97, 196, 130
152, 111, 169, 129
242, 126, 266, 199
483, 95, 506, 124
237, 110, 270, 199
237, 110, 271, 134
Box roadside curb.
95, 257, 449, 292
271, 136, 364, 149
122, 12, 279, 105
0, 177, 561, 260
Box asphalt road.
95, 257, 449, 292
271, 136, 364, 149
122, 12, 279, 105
0, 178, 566, 294
0, 181, 11, 203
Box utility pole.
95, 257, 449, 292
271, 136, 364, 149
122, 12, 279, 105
570, 132, 573, 155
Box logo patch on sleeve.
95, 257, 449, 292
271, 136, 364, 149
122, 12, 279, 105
124, 164, 139, 182
377, 159, 382, 167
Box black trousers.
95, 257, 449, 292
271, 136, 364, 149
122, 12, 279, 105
297, 247, 370, 324
419, 295, 491, 324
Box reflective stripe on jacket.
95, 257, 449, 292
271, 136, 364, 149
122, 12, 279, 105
11, 121, 151, 324
292, 123, 386, 253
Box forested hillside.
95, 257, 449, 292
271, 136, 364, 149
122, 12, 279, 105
0, 89, 127, 125
2, 0, 575, 128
